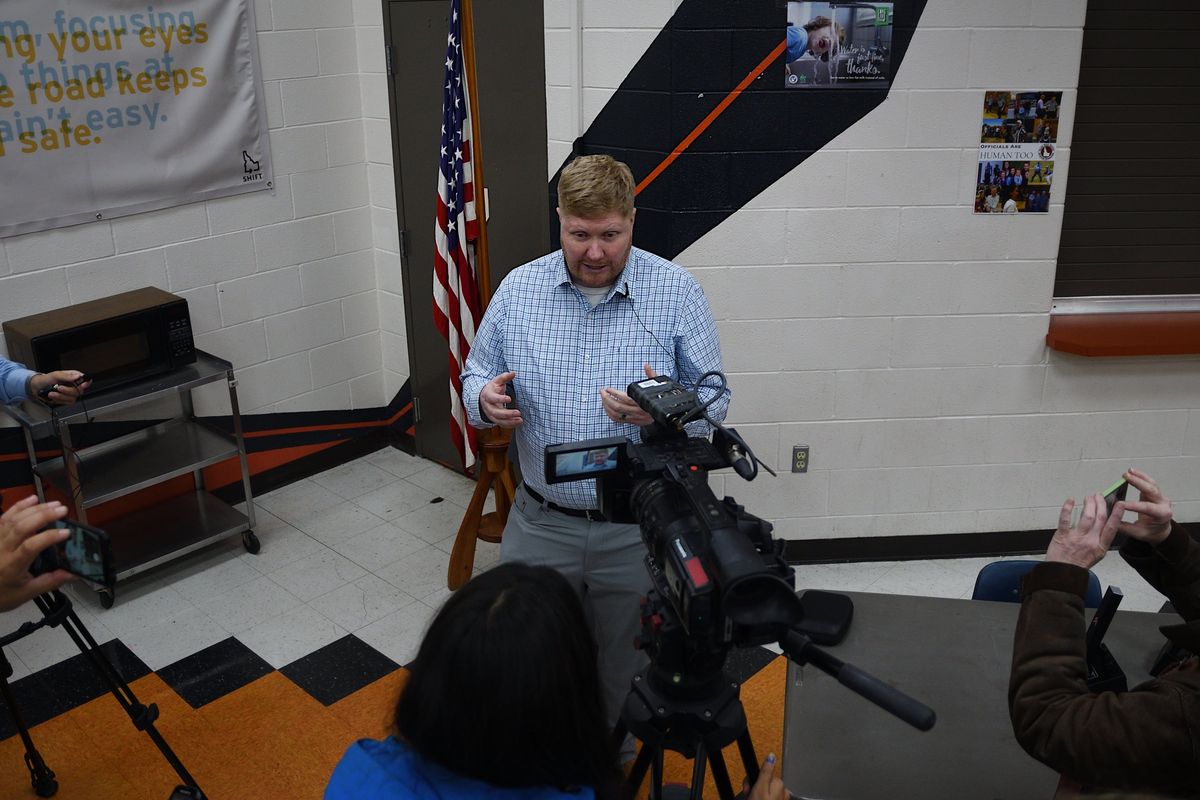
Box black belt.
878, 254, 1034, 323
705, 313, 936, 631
522, 484, 605, 521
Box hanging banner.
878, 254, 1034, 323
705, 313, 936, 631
0, 0, 272, 237
975, 90, 1060, 214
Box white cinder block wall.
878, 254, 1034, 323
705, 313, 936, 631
546, 0, 1200, 541
0, 0, 405, 417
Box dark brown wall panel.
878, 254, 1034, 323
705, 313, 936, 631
1054, 0, 1200, 298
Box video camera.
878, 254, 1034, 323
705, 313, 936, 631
545, 374, 802, 685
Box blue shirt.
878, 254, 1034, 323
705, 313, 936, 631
461, 247, 730, 510
0, 357, 35, 405
326, 737, 595, 800
786, 26, 809, 62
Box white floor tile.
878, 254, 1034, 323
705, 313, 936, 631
238, 604, 347, 669
265, 547, 367, 602
118, 607, 230, 672
365, 446, 431, 479
289, 500, 389, 547
239, 509, 329, 574
404, 463, 476, 507
354, 479, 439, 522
793, 561, 897, 594
431, 537, 501, 576
197, 575, 306, 635
309, 573, 419, 633
156, 544, 264, 605
75, 582, 196, 639
332, 521, 428, 571
310, 459, 403, 501
7, 601, 117, 673
256, 478, 347, 527
354, 600, 438, 666
374, 544, 452, 602
3, 651, 32, 682
865, 559, 972, 599
392, 498, 470, 546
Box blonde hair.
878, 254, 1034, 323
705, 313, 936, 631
557, 154, 635, 218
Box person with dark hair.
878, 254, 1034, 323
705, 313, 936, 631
1009, 469, 1200, 796
326, 562, 619, 798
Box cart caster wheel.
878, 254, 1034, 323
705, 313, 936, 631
32, 774, 58, 798
98, 590, 114, 609
242, 530, 260, 554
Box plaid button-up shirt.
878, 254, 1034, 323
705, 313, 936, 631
462, 247, 730, 509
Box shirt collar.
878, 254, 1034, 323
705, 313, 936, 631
552, 248, 641, 302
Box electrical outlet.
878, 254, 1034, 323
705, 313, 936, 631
792, 445, 809, 473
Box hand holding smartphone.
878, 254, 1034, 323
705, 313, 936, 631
30, 518, 115, 591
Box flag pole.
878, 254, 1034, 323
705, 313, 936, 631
460, 0, 492, 306
447, 0, 515, 590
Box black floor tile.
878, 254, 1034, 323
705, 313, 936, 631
724, 645, 779, 686
280, 634, 400, 706
0, 638, 150, 741
157, 638, 275, 709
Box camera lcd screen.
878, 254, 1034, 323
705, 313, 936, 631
554, 446, 620, 478
47, 520, 113, 587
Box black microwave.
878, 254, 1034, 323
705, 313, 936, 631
3, 287, 197, 394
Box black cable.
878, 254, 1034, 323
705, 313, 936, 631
623, 287, 772, 479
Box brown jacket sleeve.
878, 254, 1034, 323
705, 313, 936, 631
1120, 522, 1200, 622
1008, 561, 1200, 796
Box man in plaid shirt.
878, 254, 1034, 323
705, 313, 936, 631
461, 154, 731, 737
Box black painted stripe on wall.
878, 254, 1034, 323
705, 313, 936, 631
550, 0, 929, 258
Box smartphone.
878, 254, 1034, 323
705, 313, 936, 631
30, 519, 116, 590
1102, 478, 1129, 517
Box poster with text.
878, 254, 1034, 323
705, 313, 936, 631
784, 2, 893, 88
0, 0, 273, 237
975, 90, 1061, 214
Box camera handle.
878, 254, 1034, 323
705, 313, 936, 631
779, 628, 937, 731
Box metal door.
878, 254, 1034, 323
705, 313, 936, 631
384, 0, 549, 469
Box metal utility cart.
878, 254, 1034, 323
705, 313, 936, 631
1, 350, 258, 607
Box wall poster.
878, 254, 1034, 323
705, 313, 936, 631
0, 0, 273, 237
784, 2, 894, 88
975, 90, 1061, 214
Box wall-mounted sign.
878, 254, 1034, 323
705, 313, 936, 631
975, 90, 1061, 214
784, 2, 894, 89
0, 0, 272, 237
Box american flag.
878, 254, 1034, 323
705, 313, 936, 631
433, 0, 483, 472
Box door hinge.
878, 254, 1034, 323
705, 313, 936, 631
412, 396, 421, 423
398, 228, 409, 262
385, 44, 395, 78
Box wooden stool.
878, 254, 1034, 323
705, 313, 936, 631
447, 426, 516, 589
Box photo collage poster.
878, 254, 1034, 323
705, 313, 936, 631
784, 2, 894, 88
975, 91, 1062, 214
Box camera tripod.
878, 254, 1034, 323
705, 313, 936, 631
0, 589, 205, 798
615, 665, 757, 800
615, 627, 937, 800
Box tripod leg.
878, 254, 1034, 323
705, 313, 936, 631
35, 594, 205, 795
734, 727, 759, 783
689, 742, 708, 800
651, 746, 665, 800
0, 672, 59, 797
620, 742, 654, 800
707, 746, 738, 800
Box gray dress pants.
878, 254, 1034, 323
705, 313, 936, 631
500, 484, 651, 730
